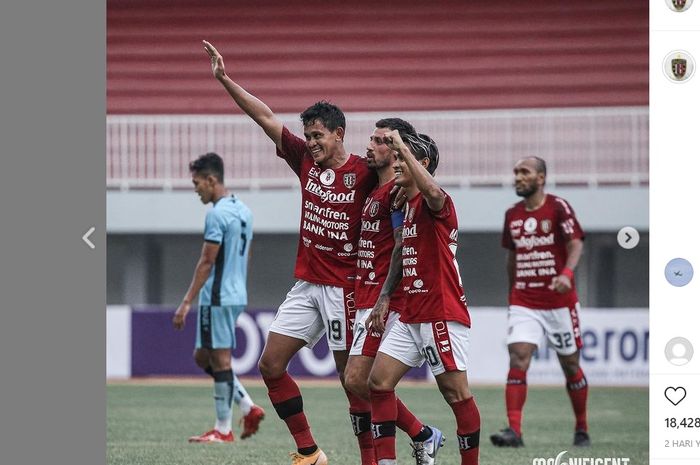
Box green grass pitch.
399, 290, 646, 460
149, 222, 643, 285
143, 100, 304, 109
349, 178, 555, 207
108, 380, 648, 465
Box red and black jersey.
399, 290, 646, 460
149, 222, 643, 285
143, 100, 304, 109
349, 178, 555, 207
277, 126, 376, 287
399, 192, 470, 326
502, 194, 585, 309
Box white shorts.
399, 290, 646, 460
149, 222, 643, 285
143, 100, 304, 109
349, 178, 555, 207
378, 319, 471, 377
506, 303, 583, 356
349, 308, 401, 357
268, 280, 355, 351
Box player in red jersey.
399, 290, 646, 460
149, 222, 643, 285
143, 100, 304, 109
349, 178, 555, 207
344, 119, 441, 465
367, 131, 481, 465
490, 157, 589, 448
204, 41, 376, 465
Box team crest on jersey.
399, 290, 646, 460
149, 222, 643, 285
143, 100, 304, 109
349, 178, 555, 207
541, 219, 552, 233
369, 201, 380, 217
413, 279, 424, 289
343, 173, 356, 188
672, 58, 687, 79
524, 217, 538, 233
320, 169, 335, 186
344, 243, 354, 252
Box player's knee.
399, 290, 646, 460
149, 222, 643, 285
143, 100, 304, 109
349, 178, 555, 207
508, 349, 532, 370
560, 356, 580, 377
344, 368, 367, 397
367, 373, 390, 392
258, 355, 284, 379
437, 380, 472, 403
193, 349, 209, 369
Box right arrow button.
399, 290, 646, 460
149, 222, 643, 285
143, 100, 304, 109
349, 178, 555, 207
616, 226, 640, 250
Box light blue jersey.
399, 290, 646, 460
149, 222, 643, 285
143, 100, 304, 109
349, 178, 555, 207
199, 195, 253, 307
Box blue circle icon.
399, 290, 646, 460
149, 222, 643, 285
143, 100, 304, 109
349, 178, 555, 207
665, 258, 694, 287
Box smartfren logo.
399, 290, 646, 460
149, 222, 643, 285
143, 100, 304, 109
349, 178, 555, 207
532, 452, 630, 465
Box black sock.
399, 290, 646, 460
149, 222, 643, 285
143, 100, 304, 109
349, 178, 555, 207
411, 425, 432, 442
298, 445, 318, 456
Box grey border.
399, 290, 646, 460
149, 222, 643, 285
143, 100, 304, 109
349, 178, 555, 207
0, 1, 106, 464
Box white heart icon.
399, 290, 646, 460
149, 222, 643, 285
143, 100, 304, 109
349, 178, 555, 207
665, 386, 687, 406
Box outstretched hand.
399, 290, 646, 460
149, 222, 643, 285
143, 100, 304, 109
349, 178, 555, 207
203, 40, 226, 80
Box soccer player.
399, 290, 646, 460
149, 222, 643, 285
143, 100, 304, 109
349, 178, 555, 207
489, 156, 589, 448
204, 41, 376, 465
172, 152, 266, 443
344, 119, 443, 465
367, 131, 481, 465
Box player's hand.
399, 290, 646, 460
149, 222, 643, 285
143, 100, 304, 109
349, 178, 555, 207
367, 296, 390, 334
548, 274, 572, 293
382, 130, 407, 155
390, 185, 408, 211
172, 302, 191, 330
202, 40, 226, 80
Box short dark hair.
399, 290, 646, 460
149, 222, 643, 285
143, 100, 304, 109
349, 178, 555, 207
189, 152, 224, 183
375, 118, 417, 139
531, 156, 547, 177
404, 133, 439, 175
300, 101, 346, 131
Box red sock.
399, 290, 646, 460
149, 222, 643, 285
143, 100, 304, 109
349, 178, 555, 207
264, 372, 315, 449
396, 397, 423, 438
345, 389, 375, 465
505, 368, 527, 435
566, 368, 589, 432
369, 389, 397, 461
450, 397, 481, 465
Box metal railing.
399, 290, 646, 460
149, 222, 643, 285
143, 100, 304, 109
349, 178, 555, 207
107, 107, 648, 191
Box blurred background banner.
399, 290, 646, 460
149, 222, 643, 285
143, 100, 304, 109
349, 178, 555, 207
107, 306, 648, 386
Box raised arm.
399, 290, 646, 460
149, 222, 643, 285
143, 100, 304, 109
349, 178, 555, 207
203, 40, 284, 149
385, 130, 445, 211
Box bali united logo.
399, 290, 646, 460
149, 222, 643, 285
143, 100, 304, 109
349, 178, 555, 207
672, 58, 687, 79
673, 0, 687, 10
343, 173, 356, 189
541, 219, 552, 233
369, 201, 380, 217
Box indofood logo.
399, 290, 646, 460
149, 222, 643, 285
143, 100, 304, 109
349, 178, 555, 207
533, 451, 630, 465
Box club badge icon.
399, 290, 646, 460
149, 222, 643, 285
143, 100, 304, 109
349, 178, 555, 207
666, 0, 693, 12
663, 51, 695, 83
672, 58, 687, 79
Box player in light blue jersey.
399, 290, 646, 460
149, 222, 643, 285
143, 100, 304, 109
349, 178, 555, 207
173, 152, 265, 443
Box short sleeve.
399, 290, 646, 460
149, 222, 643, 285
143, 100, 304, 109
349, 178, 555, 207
554, 197, 585, 241
428, 191, 453, 220
275, 126, 308, 177
203, 208, 225, 244
501, 209, 515, 249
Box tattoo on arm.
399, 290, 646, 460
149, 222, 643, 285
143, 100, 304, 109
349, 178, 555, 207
380, 228, 404, 297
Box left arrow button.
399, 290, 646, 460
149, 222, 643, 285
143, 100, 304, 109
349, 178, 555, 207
82, 227, 96, 249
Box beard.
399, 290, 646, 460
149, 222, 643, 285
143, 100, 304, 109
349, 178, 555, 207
515, 184, 537, 198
